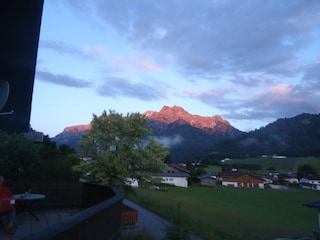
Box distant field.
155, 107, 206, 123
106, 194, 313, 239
128, 185, 320, 240
206, 157, 320, 173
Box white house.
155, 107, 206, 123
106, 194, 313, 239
153, 164, 191, 188
126, 178, 139, 188
283, 173, 299, 184
156, 172, 189, 188
300, 176, 320, 191
261, 176, 273, 184
272, 155, 287, 159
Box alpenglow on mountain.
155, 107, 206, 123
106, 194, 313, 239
145, 105, 241, 135
52, 105, 243, 162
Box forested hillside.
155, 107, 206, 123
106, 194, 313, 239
210, 113, 320, 159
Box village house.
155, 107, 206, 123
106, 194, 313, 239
219, 170, 265, 189
154, 164, 190, 188
197, 172, 218, 187
156, 172, 189, 188
300, 176, 320, 191
260, 175, 273, 184
283, 173, 299, 184
166, 164, 191, 175
127, 164, 190, 188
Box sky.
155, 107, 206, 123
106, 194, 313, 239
30, 0, 320, 137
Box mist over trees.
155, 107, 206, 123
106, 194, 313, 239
198, 113, 320, 161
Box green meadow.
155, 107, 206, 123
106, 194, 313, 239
207, 157, 320, 174
128, 185, 320, 240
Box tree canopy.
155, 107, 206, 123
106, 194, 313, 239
0, 132, 79, 182
297, 164, 318, 179
76, 110, 168, 189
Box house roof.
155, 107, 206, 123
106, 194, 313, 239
197, 172, 218, 180
219, 170, 245, 178
0, 0, 44, 133
283, 173, 298, 178
306, 176, 320, 180
219, 170, 264, 181
169, 164, 191, 174
156, 172, 190, 178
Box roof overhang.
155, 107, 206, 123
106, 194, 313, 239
0, 0, 44, 133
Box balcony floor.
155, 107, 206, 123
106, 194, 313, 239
0, 208, 80, 240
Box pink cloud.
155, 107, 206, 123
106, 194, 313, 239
182, 89, 198, 98
83, 46, 107, 58
262, 84, 294, 107
110, 56, 160, 72
202, 90, 221, 97
268, 84, 292, 95
131, 59, 160, 71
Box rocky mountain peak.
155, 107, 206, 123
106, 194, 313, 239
144, 105, 233, 133
64, 124, 91, 133
57, 105, 237, 136
52, 105, 243, 161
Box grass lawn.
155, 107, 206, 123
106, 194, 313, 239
128, 185, 320, 240
206, 157, 320, 174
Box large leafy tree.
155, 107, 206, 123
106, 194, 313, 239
0, 132, 79, 182
297, 164, 317, 179
0, 132, 41, 181
77, 110, 168, 188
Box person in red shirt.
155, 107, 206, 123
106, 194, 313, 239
0, 176, 16, 233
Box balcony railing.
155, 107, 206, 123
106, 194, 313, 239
7, 182, 124, 240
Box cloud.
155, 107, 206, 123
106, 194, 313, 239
130, 59, 160, 72
230, 74, 275, 87
40, 40, 161, 73
268, 84, 292, 95
40, 40, 83, 56
83, 46, 108, 59
154, 134, 183, 148
240, 137, 259, 147
36, 71, 93, 88
72, 0, 320, 78
302, 61, 320, 87
42, 0, 320, 126
36, 70, 169, 102
221, 81, 320, 121
113, 57, 161, 72
40, 40, 108, 61
95, 77, 168, 101
195, 90, 227, 108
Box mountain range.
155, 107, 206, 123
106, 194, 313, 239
51, 105, 320, 162
52, 105, 242, 161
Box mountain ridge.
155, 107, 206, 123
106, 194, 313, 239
209, 112, 320, 159
53, 105, 243, 161
64, 124, 91, 133
60, 105, 237, 135
145, 105, 233, 134
52, 106, 320, 161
